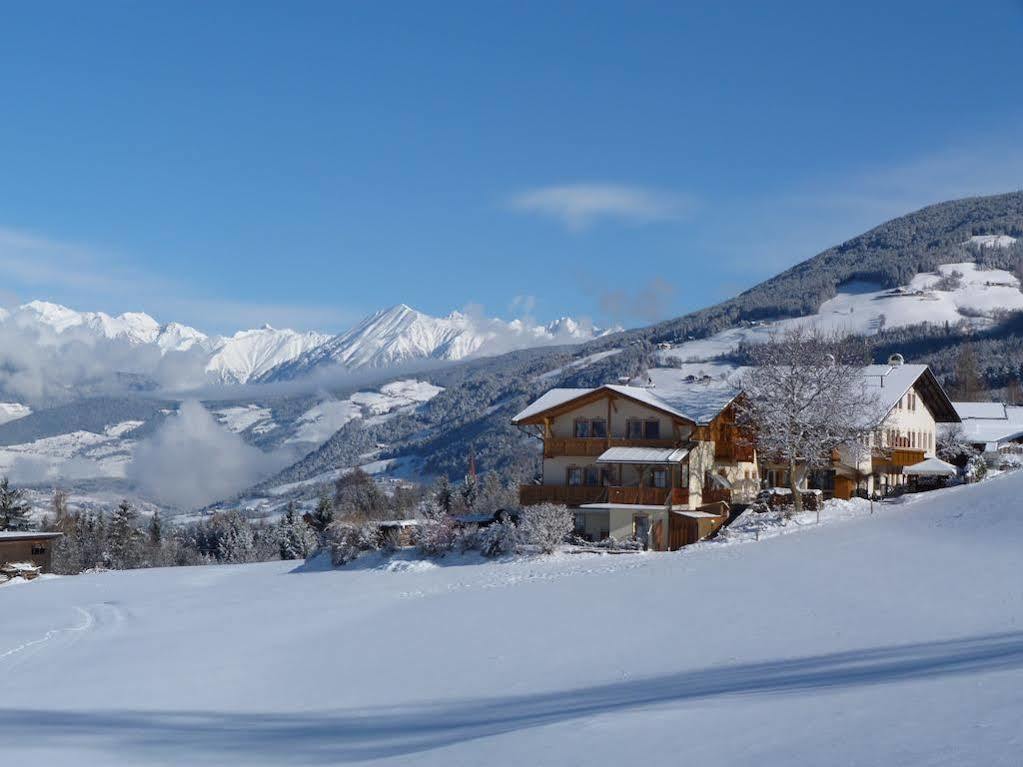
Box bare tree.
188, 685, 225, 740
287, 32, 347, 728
738, 327, 881, 516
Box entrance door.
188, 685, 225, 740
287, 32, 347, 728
634, 515, 650, 549
834, 475, 855, 500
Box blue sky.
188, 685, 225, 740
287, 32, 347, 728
1, 1, 1021, 334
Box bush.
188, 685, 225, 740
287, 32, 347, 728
478, 518, 518, 557
324, 521, 378, 566
517, 503, 572, 554
417, 518, 456, 557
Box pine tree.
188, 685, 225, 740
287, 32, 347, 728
433, 475, 454, 516
109, 499, 143, 569
148, 510, 163, 547
0, 476, 32, 531
276, 502, 315, 560
459, 473, 479, 514
308, 493, 335, 533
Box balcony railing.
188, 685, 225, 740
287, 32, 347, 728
519, 485, 607, 506
701, 487, 732, 505
520, 485, 689, 507
872, 448, 925, 470
607, 486, 689, 506
544, 436, 680, 457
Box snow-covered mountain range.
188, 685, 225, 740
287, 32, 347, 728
259, 304, 613, 382
0, 300, 610, 398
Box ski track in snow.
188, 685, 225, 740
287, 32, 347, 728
0, 605, 95, 663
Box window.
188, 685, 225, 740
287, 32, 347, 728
627, 419, 644, 439
584, 466, 599, 486
573, 513, 586, 535
574, 418, 607, 438
31, 545, 46, 555
567, 467, 583, 486
651, 468, 668, 488
644, 420, 661, 439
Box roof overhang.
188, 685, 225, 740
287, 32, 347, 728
595, 447, 690, 464
512, 385, 697, 427
912, 368, 960, 423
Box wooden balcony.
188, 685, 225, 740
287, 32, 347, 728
519, 485, 689, 507
544, 436, 680, 457
606, 486, 689, 506
519, 484, 607, 506
872, 448, 925, 471
715, 442, 755, 462
701, 487, 732, 505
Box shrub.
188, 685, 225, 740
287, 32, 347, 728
324, 521, 378, 566
517, 503, 572, 554
478, 518, 518, 557
417, 518, 456, 557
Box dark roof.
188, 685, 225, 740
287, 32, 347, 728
0, 531, 63, 542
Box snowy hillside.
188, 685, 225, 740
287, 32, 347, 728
2, 473, 1021, 766
656, 260, 1023, 375
261, 304, 613, 381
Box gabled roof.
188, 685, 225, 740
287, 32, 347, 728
859, 364, 959, 423
511, 379, 740, 427
903, 457, 957, 476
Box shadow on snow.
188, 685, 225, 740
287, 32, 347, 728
3, 630, 1022, 762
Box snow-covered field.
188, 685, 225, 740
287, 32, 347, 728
2, 472, 1021, 765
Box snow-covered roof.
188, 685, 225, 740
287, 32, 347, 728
0, 531, 62, 541
511, 388, 592, 423
512, 376, 739, 426
903, 457, 957, 476
953, 420, 1023, 448
596, 447, 690, 464
954, 401, 1009, 421
859, 364, 958, 423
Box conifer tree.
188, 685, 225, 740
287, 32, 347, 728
109, 499, 144, 569
308, 493, 335, 533
0, 476, 32, 531
433, 475, 454, 516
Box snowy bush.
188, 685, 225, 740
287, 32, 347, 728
517, 503, 572, 554
324, 521, 378, 566
453, 523, 481, 553
417, 517, 456, 557
965, 453, 988, 483
478, 518, 518, 557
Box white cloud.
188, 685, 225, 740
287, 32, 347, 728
509, 183, 692, 230
128, 400, 288, 510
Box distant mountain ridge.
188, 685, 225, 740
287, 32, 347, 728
0, 300, 608, 397
259, 304, 614, 382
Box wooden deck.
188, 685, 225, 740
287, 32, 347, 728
520, 484, 688, 507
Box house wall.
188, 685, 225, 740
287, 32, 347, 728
714, 459, 761, 503
608, 508, 669, 549
687, 440, 716, 505
0, 539, 57, 572
548, 397, 692, 441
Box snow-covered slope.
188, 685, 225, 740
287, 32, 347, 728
2, 473, 1021, 766
261, 304, 612, 381
657, 260, 1023, 375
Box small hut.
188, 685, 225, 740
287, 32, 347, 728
903, 457, 957, 492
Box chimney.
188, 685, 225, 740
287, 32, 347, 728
888, 353, 904, 367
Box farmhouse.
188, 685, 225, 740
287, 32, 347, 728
821, 355, 960, 499
512, 377, 758, 550
0, 531, 63, 573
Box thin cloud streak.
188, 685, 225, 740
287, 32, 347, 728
0, 225, 364, 334
509, 183, 693, 231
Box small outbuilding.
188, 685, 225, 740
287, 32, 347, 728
0, 531, 63, 573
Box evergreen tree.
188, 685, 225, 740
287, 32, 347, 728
0, 476, 32, 531
148, 507, 163, 548
459, 473, 479, 514
308, 492, 335, 533
276, 502, 316, 560
433, 475, 453, 515
109, 499, 144, 569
